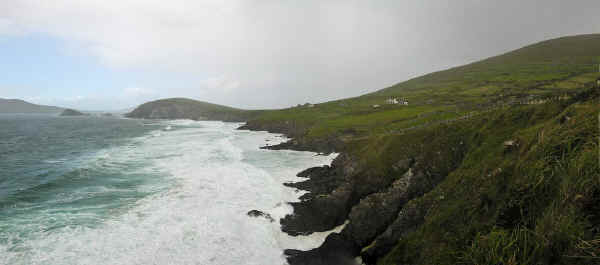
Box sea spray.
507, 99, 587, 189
0, 116, 337, 265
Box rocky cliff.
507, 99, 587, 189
240, 87, 599, 265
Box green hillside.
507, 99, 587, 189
242, 34, 600, 264
367, 90, 598, 265
126, 98, 262, 122
246, 34, 600, 143
0, 98, 64, 113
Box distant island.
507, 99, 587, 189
125, 98, 262, 122
0, 98, 63, 113
60, 109, 87, 116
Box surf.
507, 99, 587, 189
0, 118, 337, 265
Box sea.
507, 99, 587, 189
0, 114, 338, 265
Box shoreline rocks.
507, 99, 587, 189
239, 120, 468, 265
246, 210, 274, 222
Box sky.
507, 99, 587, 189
0, 1, 598, 110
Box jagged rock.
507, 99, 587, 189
280, 154, 361, 235
285, 165, 340, 201
341, 167, 423, 247
285, 233, 358, 265
281, 185, 353, 236
360, 201, 430, 264
246, 210, 274, 222
283, 166, 436, 265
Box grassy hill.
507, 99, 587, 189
0, 98, 64, 113
126, 98, 262, 122
246, 34, 600, 143
241, 34, 600, 265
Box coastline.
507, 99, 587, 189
238, 117, 469, 265
113, 87, 600, 265
238, 122, 361, 264
238, 123, 374, 265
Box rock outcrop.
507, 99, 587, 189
247, 210, 274, 222
241, 117, 470, 265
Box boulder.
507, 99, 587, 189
247, 210, 274, 222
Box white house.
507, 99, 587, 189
386, 98, 399, 104
386, 97, 409, 105
398, 97, 409, 105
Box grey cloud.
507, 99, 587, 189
1, 0, 598, 109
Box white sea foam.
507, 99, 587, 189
1, 120, 338, 265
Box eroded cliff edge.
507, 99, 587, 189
240, 117, 470, 265
239, 87, 599, 265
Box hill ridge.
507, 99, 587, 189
0, 98, 64, 113
126, 97, 261, 122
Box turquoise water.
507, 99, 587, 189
0, 114, 337, 265
0, 115, 165, 251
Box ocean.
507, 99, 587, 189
0, 114, 338, 265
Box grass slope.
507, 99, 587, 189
126, 98, 263, 122
245, 34, 600, 264
248, 34, 600, 141
372, 89, 599, 265
0, 98, 64, 113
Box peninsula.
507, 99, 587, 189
0, 98, 63, 114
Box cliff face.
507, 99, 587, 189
240, 88, 599, 265
126, 98, 262, 122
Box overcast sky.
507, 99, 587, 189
0, 0, 598, 110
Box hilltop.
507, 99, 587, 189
0, 98, 64, 113
126, 98, 262, 122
